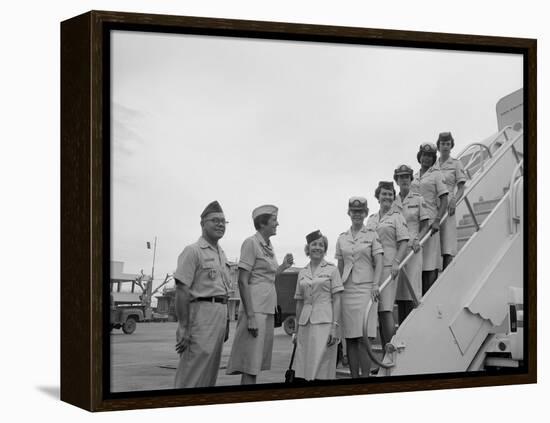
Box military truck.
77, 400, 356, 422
275, 268, 300, 335
110, 290, 150, 334
110, 261, 153, 335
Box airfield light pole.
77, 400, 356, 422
150, 236, 157, 284
145, 237, 157, 311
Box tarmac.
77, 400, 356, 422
110, 320, 354, 392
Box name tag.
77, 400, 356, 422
318, 274, 331, 278
407, 205, 419, 209
203, 258, 215, 262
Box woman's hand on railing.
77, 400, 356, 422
448, 198, 457, 216
430, 218, 441, 234
371, 287, 380, 302
410, 238, 421, 253
391, 260, 400, 279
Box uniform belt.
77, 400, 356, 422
192, 296, 228, 304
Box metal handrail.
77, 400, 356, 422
455, 125, 513, 166
459, 144, 492, 180
362, 128, 523, 369
363, 227, 433, 368
455, 125, 515, 180
513, 178, 523, 228
508, 160, 524, 234
454, 125, 511, 158
456, 142, 494, 160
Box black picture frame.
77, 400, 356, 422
60, 10, 536, 412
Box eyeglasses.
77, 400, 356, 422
204, 218, 229, 225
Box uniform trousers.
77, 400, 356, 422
174, 301, 227, 388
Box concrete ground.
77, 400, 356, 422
110, 321, 354, 392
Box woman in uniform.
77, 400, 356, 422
411, 143, 449, 295
392, 165, 430, 323
226, 205, 294, 385
293, 230, 343, 381
433, 132, 467, 270
366, 181, 409, 347
335, 197, 384, 378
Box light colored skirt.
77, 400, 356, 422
422, 223, 441, 271
378, 266, 397, 312
174, 302, 226, 388
440, 212, 457, 256
341, 279, 378, 339
396, 247, 423, 301
225, 312, 274, 376
294, 322, 338, 380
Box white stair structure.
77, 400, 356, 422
366, 123, 525, 376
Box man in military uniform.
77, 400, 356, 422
173, 200, 231, 388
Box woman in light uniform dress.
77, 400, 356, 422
366, 181, 409, 347
226, 204, 294, 385
392, 165, 430, 323
411, 143, 449, 295
335, 197, 384, 378
433, 132, 467, 270
293, 230, 343, 381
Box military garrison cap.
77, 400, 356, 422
377, 180, 395, 191
437, 131, 455, 148
200, 200, 224, 219
306, 230, 323, 245
252, 204, 278, 220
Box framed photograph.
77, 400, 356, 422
61, 10, 536, 411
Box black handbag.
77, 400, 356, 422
284, 341, 298, 383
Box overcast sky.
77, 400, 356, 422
110, 30, 522, 290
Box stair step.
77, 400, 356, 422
459, 210, 491, 226
456, 224, 477, 239
472, 198, 500, 214
457, 197, 503, 249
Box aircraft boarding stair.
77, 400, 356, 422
369, 124, 525, 376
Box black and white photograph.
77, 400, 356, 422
5, 0, 548, 420
108, 28, 526, 393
